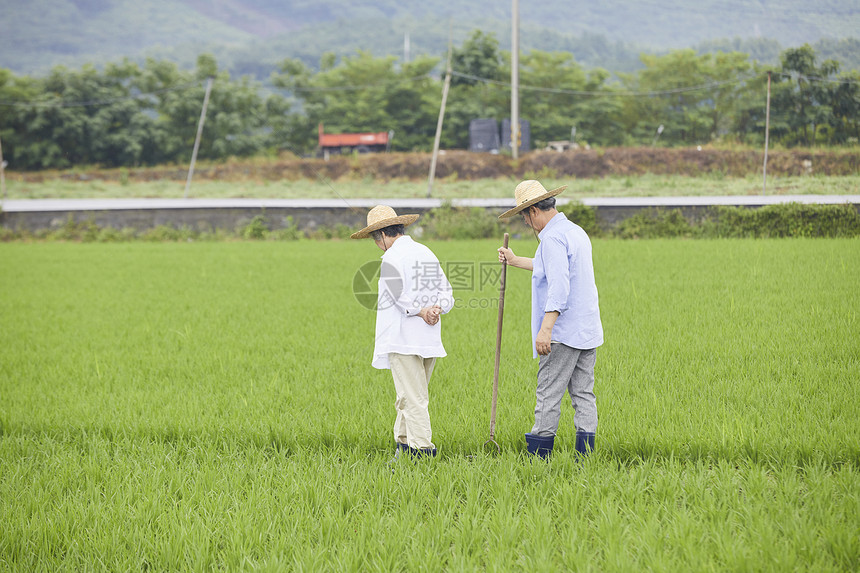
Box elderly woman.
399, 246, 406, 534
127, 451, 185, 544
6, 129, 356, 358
352, 205, 454, 458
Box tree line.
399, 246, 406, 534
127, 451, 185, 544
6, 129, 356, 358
0, 34, 858, 171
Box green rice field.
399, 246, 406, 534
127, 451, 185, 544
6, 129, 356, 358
1, 239, 858, 570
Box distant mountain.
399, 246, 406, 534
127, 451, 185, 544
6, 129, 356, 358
3, 0, 860, 76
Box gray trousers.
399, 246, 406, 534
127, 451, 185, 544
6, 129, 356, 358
531, 343, 598, 437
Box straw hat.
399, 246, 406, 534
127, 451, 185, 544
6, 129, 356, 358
498, 180, 567, 219
350, 205, 419, 239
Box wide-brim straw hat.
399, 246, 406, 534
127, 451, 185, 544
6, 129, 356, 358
498, 180, 567, 219
350, 205, 420, 239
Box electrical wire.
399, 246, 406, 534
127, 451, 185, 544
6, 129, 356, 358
2, 69, 857, 108
261, 74, 433, 93
0, 80, 204, 108
774, 71, 860, 84
450, 70, 758, 97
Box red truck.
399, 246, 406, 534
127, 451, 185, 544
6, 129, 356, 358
318, 123, 392, 158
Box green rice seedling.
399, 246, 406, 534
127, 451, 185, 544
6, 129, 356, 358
0, 239, 858, 570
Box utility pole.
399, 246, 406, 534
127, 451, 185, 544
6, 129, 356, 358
184, 76, 214, 200
652, 124, 665, 147
763, 71, 771, 196
427, 23, 452, 198
404, 32, 410, 64
511, 0, 520, 160
0, 134, 6, 205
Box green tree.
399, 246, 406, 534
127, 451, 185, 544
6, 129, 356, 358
445, 31, 507, 149
518, 50, 589, 146
517, 50, 621, 147
272, 51, 439, 154
142, 55, 285, 163
726, 63, 770, 145
827, 71, 860, 144
0, 69, 45, 169
0, 55, 287, 169
619, 49, 752, 146
772, 45, 841, 146
445, 37, 626, 149
451, 31, 504, 87
268, 58, 319, 153
4, 62, 157, 169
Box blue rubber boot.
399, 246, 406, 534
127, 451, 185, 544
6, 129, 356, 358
575, 432, 596, 457
410, 446, 437, 458
389, 442, 411, 470
525, 433, 555, 459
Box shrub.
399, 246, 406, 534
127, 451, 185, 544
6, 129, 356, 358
523, 165, 558, 181
614, 208, 693, 239
307, 223, 352, 240
96, 227, 134, 242
701, 203, 860, 238
44, 215, 102, 242
559, 202, 602, 237
269, 216, 303, 241
421, 201, 503, 240
240, 215, 270, 240
0, 226, 21, 241
4, 202, 857, 242
141, 225, 196, 242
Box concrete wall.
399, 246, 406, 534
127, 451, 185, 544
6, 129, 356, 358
1, 207, 376, 234
0, 204, 665, 233
2, 197, 858, 234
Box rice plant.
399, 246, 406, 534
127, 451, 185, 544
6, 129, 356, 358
1, 239, 857, 570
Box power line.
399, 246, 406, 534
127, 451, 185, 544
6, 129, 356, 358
0, 80, 203, 108
583, 0, 848, 18
775, 72, 860, 84
1, 69, 856, 110
261, 74, 433, 93
452, 69, 860, 97
450, 70, 758, 97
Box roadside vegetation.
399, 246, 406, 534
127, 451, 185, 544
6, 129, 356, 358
4, 172, 859, 201
2, 201, 858, 243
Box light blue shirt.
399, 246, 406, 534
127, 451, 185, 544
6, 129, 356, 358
531, 212, 603, 358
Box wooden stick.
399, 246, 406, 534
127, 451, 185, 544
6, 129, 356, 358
486, 233, 509, 450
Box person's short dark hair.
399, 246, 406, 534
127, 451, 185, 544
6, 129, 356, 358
532, 197, 556, 211
370, 224, 405, 241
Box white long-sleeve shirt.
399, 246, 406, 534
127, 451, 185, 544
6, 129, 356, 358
372, 236, 454, 369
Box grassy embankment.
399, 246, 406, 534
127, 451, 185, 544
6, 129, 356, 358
4, 173, 859, 200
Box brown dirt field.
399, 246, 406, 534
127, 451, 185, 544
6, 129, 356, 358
12, 147, 859, 183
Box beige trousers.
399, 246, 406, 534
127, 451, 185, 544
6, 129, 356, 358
389, 353, 436, 450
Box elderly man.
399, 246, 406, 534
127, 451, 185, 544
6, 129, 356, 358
351, 205, 454, 458
497, 181, 604, 459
